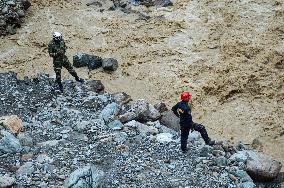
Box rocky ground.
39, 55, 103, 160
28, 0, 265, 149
0, 72, 283, 187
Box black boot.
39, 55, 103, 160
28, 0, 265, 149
75, 77, 84, 83
70, 71, 84, 83
56, 80, 63, 93
205, 139, 216, 146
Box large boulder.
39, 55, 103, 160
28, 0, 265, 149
0, 115, 23, 134
127, 99, 161, 122
73, 53, 102, 70
154, 102, 168, 113
125, 120, 158, 136
246, 151, 282, 181
64, 166, 104, 188
0, 130, 22, 154
102, 58, 118, 71
160, 110, 180, 131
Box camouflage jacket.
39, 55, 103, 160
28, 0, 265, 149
48, 40, 67, 63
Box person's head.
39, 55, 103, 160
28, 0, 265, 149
181, 91, 192, 101
52, 32, 62, 42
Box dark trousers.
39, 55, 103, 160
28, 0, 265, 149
180, 122, 210, 151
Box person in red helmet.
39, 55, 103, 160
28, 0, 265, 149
172, 91, 215, 152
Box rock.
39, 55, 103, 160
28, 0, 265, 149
154, 102, 168, 113
153, 0, 173, 7
17, 133, 33, 146
17, 9, 25, 17
0, 115, 23, 134
125, 120, 158, 136
36, 154, 53, 164
119, 112, 136, 123
37, 139, 62, 147
156, 133, 173, 143
74, 121, 92, 132
129, 99, 161, 122
246, 151, 282, 181
16, 162, 35, 178
112, 92, 132, 104
64, 166, 104, 188
160, 110, 180, 131
84, 80, 105, 93
215, 156, 228, 167
102, 58, 118, 71
114, 132, 128, 144
200, 145, 213, 157
22, 0, 32, 10
6, 1, 16, 6
73, 53, 102, 70
0, 175, 15, 188
108, 120, 123, 130
100, 102, 120, 122
240, 182, 256, 188
0, 130, 22, 154
229, 151, 248, 163
147, 106, 161, 121
235, 170, 252, 182
129, 99, 149, 121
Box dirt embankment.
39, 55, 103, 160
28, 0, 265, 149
0, 0, 283, 167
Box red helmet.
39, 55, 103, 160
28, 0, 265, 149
181, 91, 192, 101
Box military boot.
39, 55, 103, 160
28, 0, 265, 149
205, 139, 216, 146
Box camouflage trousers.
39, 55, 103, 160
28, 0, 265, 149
53, 57, 79, 90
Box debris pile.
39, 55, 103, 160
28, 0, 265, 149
0, 0, 31, 35
0, 72, 282, 187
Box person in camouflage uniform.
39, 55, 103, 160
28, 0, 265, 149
48, 32, 84, 92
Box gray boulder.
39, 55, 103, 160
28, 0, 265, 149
102, 58, 118, 71
119, 112, 136, 123
0, 175, 15, 188
100, 102, 120, 122
64, 166, 104, 188
0, 130, 22, 154
229, 151, 248, 163
130, 99, 161, 122
73, 53, 102, 70
160, 110, 180, 131
125, 120, 158, 136
154, 102, 168, 113
246, 151, 282, 181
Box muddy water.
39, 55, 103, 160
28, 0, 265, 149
0, 0, 283, 168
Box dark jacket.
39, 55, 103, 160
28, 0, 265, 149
172, 101, 192, 125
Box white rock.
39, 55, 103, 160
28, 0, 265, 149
156, 133, 173, 143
